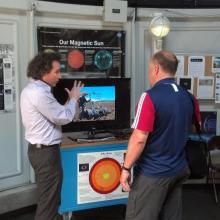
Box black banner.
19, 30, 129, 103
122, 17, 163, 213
37, 27, 125, 78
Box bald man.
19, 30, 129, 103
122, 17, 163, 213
120, 51, 200, 220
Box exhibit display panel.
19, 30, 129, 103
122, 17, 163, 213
59, 139, 128, 215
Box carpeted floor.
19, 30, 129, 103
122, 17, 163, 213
182, 188, 220, 220
1, 187, 220, 220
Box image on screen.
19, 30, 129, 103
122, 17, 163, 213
200, 111, 217, 134
74, 86, 115, 122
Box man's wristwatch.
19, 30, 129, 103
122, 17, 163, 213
122, 165, 131, 172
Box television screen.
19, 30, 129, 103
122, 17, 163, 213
53, 78, 131, 133
75, 86, 115, 122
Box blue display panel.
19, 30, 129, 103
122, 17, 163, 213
59, 143, 128, 213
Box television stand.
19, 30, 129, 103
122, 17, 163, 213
67, 129, 117, 143
80, 129, 116, 142
76, 136, 116, 143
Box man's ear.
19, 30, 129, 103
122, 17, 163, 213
154, 64, 159, 75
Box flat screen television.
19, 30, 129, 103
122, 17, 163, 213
53, 78, 131, 134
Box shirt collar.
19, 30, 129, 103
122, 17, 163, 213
153, 77, 175, 88
34, 80, 51, 92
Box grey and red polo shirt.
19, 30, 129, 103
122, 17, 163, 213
132, 78, 200, 177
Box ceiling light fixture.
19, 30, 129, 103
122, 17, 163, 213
149, 13, 171, 52
150, 13, 171, 38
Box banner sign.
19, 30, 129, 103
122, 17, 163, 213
37, 27, 125, 78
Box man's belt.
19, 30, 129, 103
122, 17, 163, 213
29, 143, 60, 149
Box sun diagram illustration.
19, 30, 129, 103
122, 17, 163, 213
94, 50, 112, 70
67, 49, 84, 69
89, 158, 121, 194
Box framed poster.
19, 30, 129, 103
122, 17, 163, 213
37, 27, 125, 78
177, 76, 194, 93
212, 56, 220, 73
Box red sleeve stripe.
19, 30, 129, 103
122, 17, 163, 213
132, 92, 147, 129
193, 97, 201, 122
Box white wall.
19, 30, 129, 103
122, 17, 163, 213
0, 1, 30, 190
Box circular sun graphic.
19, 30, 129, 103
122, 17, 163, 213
89, 158, 121, 194
94, 50, 112, 70
67, 49, 84, 69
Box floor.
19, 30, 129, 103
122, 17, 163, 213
1, 187, 220, 220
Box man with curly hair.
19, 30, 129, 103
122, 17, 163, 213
20, 52, 83, 220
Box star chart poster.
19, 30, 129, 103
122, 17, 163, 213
77, 150, 128, 204
37, 27, 125, 78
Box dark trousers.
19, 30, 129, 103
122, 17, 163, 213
126, 168, 190, 220
28, 144, 63, 220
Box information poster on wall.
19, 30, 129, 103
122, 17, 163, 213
177, 76, 194, 93
197, 76, 214, 99
0, 44, 14, 111
176, 55, 184, 76
77, 150, 128, 204
212, 56, 220, 73
188, 56, 205, 77
37, 27, 125, 78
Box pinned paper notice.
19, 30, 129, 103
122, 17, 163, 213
188, 56, 205, 77
197, 76, 214, 99
3, 57, 12, 84
176, 55, 184, 76
212, 56, 220, 73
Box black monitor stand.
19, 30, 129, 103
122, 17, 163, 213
87, 127, 97, 139
68, 128, 116, 143
83, 127, 115, 142
67, 127, 132, 143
